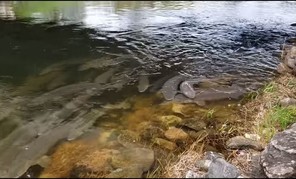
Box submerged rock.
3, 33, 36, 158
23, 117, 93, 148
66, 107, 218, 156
260, 123, 296, 178
158, 115, 183, 127
111, 147, 155, 172
153, 137, 177, 151
164, 127, 189, 141
180, 118, 207, 132
226, 136, 263, 151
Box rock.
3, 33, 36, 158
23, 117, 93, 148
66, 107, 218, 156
138, 122, 165, 140
260, 123, 296, 178
180, 118, 207, 132
196, 160, 212, 171
277, 62, 293, 74
226, 136, 263, 151
279, 97, 296, 107
244, 133, 260, 141
158, 115, 183, 127
283, 46, 296, 72
105, 166, 143, 178
117, 130, 141, 148
153, 137, 177, 151
205, 151, 241, 178
111, 147, 154, 172
185, 170, 202, 178
164, 127, 189, 141
70, 149, 114, 178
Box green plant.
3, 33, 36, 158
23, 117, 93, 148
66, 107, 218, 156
269, 106, 296, 129
263, 83, 276, 93
205, 109, 215, 119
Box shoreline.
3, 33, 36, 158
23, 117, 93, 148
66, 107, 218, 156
162, 43, 296, 178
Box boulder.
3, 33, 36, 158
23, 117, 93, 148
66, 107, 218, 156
226, 136, 263, 151
204, 151, 241, 178
185, 170, 203, 178
153, 138, 177, 151
180, 118, 207, 132
111, 147, 154, 172
260, 123, 296, 178
279, 97, 296, 107
158, 115, 183, 127
164, 127, 189, 141
105, 166, 143, 178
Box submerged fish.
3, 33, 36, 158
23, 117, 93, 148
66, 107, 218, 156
78, 56, 126, 71
137, 75, 150, 93
161, 75, 187, 100
94, 68, 117, 84
193, 84, 246, 101
180, 80, 199, 99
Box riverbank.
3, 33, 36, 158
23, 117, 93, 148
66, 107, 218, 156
162, 44, 296, 178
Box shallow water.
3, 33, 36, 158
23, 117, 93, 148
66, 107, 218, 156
0, 1, 296, 178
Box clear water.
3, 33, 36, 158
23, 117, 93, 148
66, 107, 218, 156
0, 1, 296, 178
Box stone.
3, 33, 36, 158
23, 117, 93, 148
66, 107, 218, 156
111, 147, 154, 172
279, 97, 296, 107
277, 62, 292, 74
196, 160, 212, 171
158, 115, 183, 127
260, 124, 296, 178
105, 166, 143, 178
185, 170, 202, 178
138, 123, 165, 141
226, 136, 263, 151
180, 118, 207, 132
164, 127, 189, 141
205, 152, 241, 178
244, 133, 260, 141
153, 137, 177, 151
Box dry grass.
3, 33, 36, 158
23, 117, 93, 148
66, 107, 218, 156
240, 73, 296, 144
162, 142, 205, 178
162, 72, 296, 178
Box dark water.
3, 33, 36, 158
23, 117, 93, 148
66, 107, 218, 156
0, 1, 296, 178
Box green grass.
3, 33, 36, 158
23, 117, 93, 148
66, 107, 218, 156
263, 82, 276, 93
205, 109, 215, 119
258, 105, 296, 142
269, 105, 296, 129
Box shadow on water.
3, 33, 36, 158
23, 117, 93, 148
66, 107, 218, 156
0, 1, 296, 178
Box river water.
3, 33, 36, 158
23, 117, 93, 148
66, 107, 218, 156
0, 1, 296, 178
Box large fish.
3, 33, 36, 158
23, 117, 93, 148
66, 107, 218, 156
161, 75, 187, 100
94, 68, 117, 84
137, 74, 150, 93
